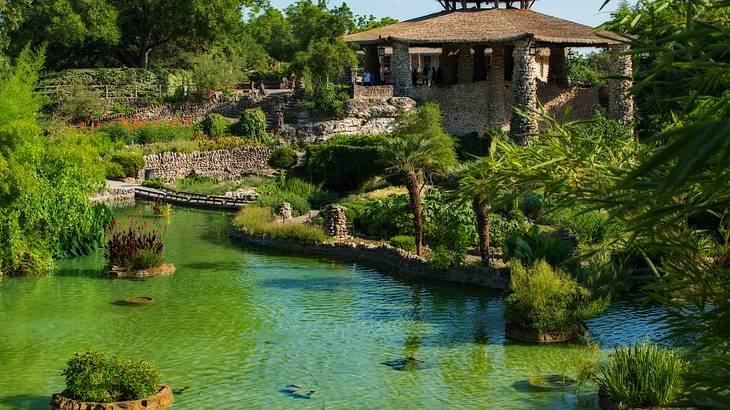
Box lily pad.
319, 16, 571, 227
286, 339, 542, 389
382, 357, 430, 371
527, 375, 576, 391
280, 384, 316, 399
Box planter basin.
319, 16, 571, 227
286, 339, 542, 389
51, 384, 173, 410
505, 322, 587, 343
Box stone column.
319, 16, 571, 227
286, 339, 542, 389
510, 38, 539, 143
548, 46, 568, 86
473, 45, 487, 81
392, 42, 413, 96
488, 44, 508, 127
608, 44, 634, 124
490, 44, 505, 83
322, 204, 348, 238
457, 45, 473, 84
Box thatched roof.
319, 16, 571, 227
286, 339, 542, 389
345, 8, 622, 46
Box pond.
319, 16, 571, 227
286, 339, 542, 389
0, 204, 669, 409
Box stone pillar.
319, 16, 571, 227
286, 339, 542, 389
392, 42, 413, 96
322, 204, 348, 238
490, 45, 505, 83
510, 38, 539, 144
274, 202, 292, 223
608, 44, 634, 124
364, 45, 381, 83
548, 46, 568, 86
457, 45, 473, 84
488, 44, 508, 127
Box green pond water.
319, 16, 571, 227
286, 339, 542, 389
0, 204, 669, 410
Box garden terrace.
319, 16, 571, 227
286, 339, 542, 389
345, 4, 633, 139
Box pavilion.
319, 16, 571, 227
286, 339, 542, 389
344, 0, 633, 142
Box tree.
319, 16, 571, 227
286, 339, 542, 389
245, 7, 296, 62
354, 15, 398, 32
293, 38, 356, 88
383, 104, 458, 256
7, 0, 260, 69
284, 0, 355, 52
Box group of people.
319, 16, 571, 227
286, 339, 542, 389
359, 67, 445, 87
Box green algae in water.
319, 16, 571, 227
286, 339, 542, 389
0, 204, 668, 409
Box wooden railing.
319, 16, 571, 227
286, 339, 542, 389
134, 186, 251, 211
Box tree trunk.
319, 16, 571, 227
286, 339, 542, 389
406, 171, 424, 256
472, 198, 490, 265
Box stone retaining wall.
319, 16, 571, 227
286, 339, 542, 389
103, 95, 254, 124
230, 226, 510, 290
353, 85, 394, 100
142, 147, 274, 182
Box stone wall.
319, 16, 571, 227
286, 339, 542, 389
230, 227, 510, 290
103, 95, 254, 124
353, 85, 394, 100
293, 97, 416, 144
413, 81, 603, 135
141, 146, 274, 182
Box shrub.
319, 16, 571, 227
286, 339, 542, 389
308, 190, 340, 210
105, 161, 126, 180
105, 222, 164, 271
519, 191, 544, 220
268, 146, 298, 169
545, 207, 621, 245
62, 351, 161, 403
503, 225, 575, 268
234, 207, 328, 244
54, 82, 108, 123
489, 213, 522, 247
505, 260, 599, 333
300, 84, 350, 119
429, 245, 466, 270
354, 194, 412, 238
390, 235, 416, 253
305, 134, 389, 193
232, 108, 267, 141
110, 152, 145, 178
142, 177, 165, 189
131, 122, 195, 144
100, 124, 132, 144
594, 342, 685, 408
456, 131, 492, 159
131, 249, 164, 270
200, 113, 230, 137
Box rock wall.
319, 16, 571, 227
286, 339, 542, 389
142, 146, 274, 182
230, 227, 510, 290
103, 95, 255, 124
414, 81, 603, 135
353, 85, 394, 100
293, 97, 416, 144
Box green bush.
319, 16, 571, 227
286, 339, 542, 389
62, 351, 161, 403
389, 235, 416, 253
519, 191, 544, 220
268, 146, 298, 169
141, 177, 165, 189
503, 225, 575, 268
132, 122, 195, 144
100, 124, 132, 144
305, 134, 389, 193
354, 194, 412, 238
234, 207, 328, 244
300, 84, 350, 119
105, 161, 126, 180
54, 82, 108, 123
429, 245, 466, 270
200, 113, 230, 137
110, 152, 145, 178
131, 249, 164, 270
545, 207, 621, 245
505, 260, 601, 333
594, 342, 685, 408
232, 108, 268, 141
489, 213, 522, 247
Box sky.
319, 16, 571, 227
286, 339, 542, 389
269, 0, 622, 28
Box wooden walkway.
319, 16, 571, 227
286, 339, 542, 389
134, 186, 250, 211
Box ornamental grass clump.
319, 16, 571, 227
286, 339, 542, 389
595, 341, 685, 409
505, 260, 604, 333
105, 220, 165, 271
62, 351, 161, 403
234, 207, 328, 244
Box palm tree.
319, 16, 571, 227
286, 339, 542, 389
383, 103, 457, 256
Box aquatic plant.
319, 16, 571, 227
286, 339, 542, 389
594, 341, 685, 408
62, 351, 161, 402
105, 220, 165, 270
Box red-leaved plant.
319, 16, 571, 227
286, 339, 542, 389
105, 218, 165, 271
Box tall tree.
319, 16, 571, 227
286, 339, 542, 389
383, 104, 458, 256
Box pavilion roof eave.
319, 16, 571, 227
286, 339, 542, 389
354, 34, 620, 48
